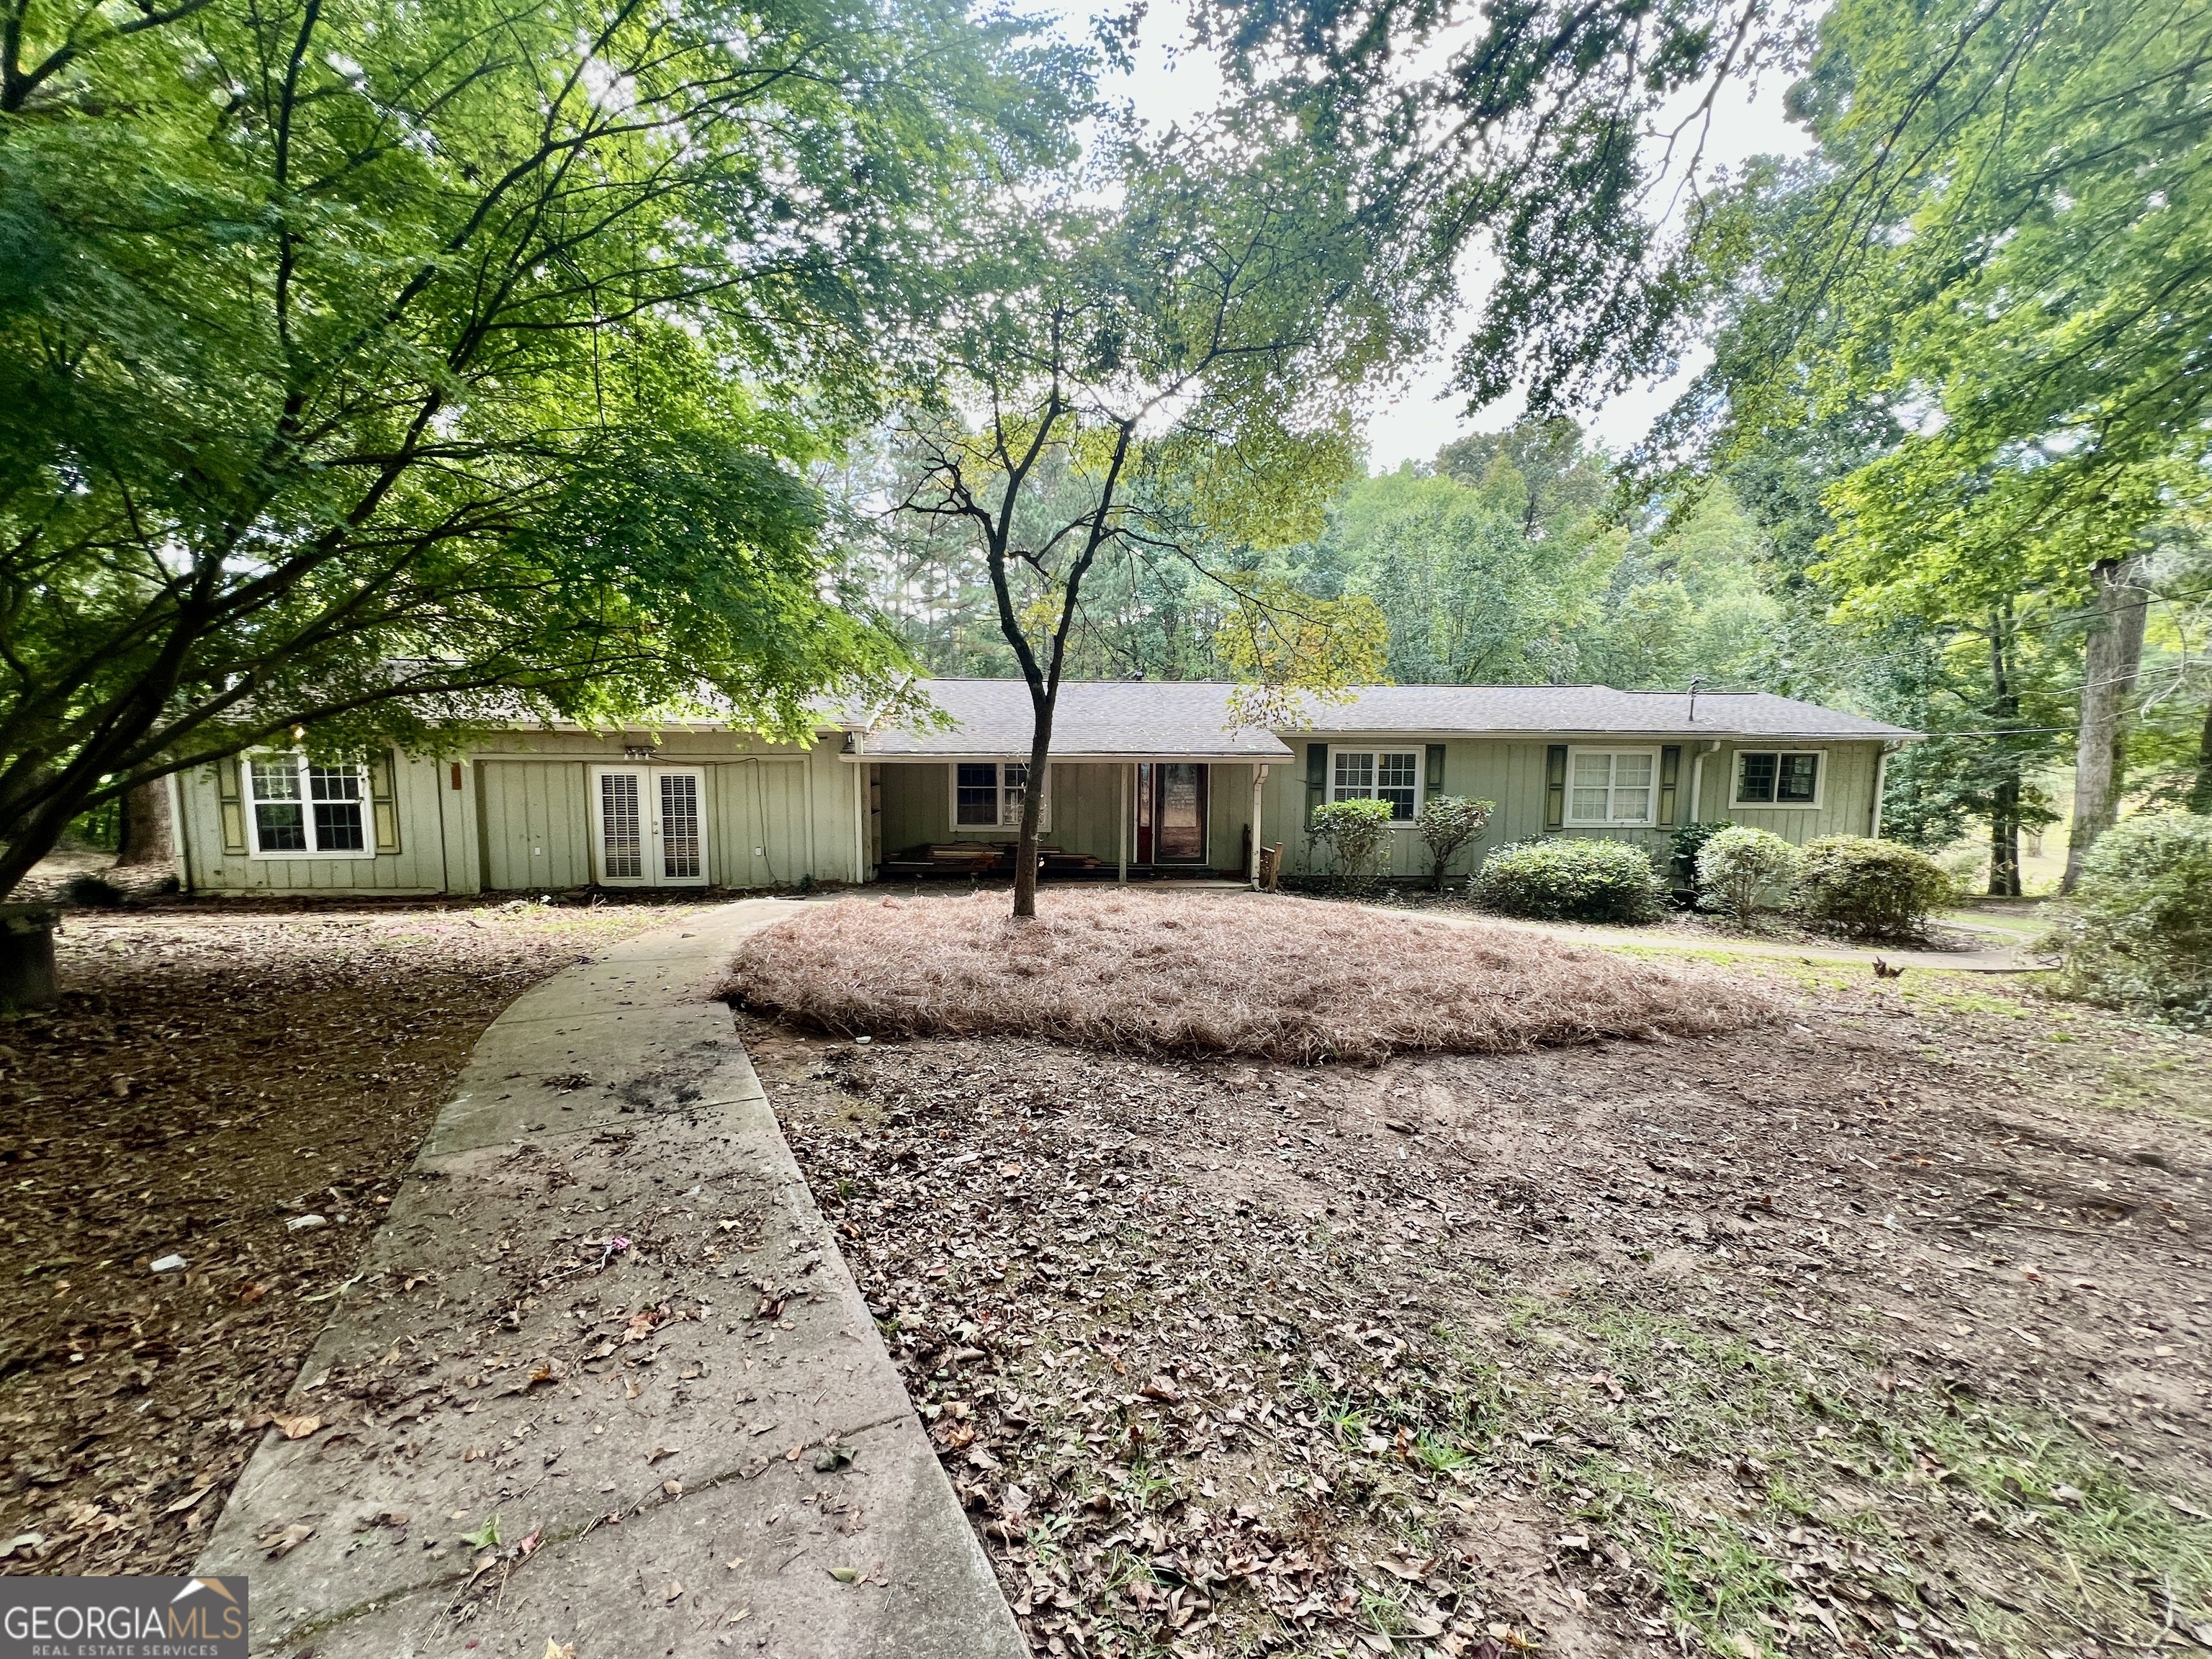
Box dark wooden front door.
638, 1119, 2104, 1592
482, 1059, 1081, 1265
1136, 763, 1208, 864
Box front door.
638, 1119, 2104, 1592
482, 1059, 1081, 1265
591, 765, 710, 887
1137, 763, 1208, 865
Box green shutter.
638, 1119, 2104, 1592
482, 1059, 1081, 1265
215, 757, 247, 854
1305, 743, 1327, 827
1657, 745, 1681, 827
1544, 745, 1567, 832
367, 750, 401, 853
1424, 744, 1445, 793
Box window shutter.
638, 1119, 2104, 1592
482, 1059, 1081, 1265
1657, 745, 1681, 826
1305, 743, 1327, 826
215, 757, 248, 855
1424, 744, 1445, 794
1544, 745, 1567, 831
367, 750, 401, 853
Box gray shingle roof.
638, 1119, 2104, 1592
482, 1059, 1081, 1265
855, 680, 1913, 757
858, 680, 1295, 759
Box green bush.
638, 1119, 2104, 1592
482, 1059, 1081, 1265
1795, 835, 1952, 938
2052, 812, 2212, 1025
1416, 794, 1495, 890
1310, 797, 1398, 891
1668, 821, 1734, 887
1695, 825, 1801, 927
1470, 837, 1667, 924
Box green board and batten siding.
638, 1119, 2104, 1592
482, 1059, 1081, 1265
1262, 735, 1888, 882
179, 732, 858, 895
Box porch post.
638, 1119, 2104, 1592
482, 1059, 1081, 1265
1249, 765, 1266, 887
1118, 764, 1130, 884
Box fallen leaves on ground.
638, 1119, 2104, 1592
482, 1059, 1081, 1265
747, 962, 2212, 1659
0, 889, 703, 1576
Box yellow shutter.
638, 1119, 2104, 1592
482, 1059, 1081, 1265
215, 757, 247, 854
367, 750, 401, 854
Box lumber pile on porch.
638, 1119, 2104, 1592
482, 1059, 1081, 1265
881, 843, 1106, 877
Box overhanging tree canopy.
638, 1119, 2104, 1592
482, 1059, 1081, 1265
0, 0, 1082, 894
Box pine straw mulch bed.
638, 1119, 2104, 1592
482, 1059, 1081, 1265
0, 891, 708, 1576
726, 889, 1778, 1063
742, 960, 2212, 1659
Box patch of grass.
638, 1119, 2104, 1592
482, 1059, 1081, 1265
1482, 1302, 2212, 1657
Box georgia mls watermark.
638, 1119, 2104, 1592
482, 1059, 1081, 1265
0, 1576, 246, 1659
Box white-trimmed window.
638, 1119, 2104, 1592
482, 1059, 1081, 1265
1565, 747, 1657, 826
246, 755, 372, 856
1735, 750, 1822, 808
1329, 747, 1421, 824
953, 761, 1049, 831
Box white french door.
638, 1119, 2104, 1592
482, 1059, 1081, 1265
590, 765, 710, 887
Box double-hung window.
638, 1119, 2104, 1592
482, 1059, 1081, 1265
246, 755, 371, 856
1565, 748, 1656, 826
953, 762, 1048, 830
1735, 751, 1821, 807
1329, 749, 1421, 824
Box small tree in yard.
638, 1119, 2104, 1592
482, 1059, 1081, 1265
1418, 796, 1495, 889
895, 117, 1406, 920
1696, 826, 1803, 927
1311, 799, 1397, 893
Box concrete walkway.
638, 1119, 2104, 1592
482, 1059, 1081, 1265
197, 900, 1019, 1659
1353, 904, 2044, 974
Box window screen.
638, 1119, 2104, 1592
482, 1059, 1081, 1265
1567, 751, 1655, 824
1736, 752, 1819, 806
956, 763, 1000, 825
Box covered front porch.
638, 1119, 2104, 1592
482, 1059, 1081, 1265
863, 759, 1274, 884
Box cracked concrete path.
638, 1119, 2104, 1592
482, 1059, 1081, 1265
196, 899, 1019, 1659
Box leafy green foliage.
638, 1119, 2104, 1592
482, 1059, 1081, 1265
1416, 796, 1494, 890
2053, 814, 2212, 1025
1667, 821, 1735, 887
1795, 836, 1953, 940
1472, 838, 1665, 925
1308, 798, 1398, 892
890, 112, 1409, 913
0, 0, 1081, 894
1695, 826, 1802, 927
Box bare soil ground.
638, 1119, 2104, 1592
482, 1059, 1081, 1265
0, 891, 708, 1575
746, 956, 2212, 1659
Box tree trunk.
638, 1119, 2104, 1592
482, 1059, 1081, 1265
2188, 693, 2212, 817
116, 778, 174, 867
1012, 698, 1053, 921
1987, 611, 2022, 897
2063, 553, 2152, 891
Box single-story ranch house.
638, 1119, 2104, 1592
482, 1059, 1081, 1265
170, 680, 1915, 895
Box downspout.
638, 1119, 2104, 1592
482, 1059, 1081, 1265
1686, 740, 1719, 824
1872, 745, 1894, 839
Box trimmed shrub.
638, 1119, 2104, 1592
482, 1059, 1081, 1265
1416, 795, 1495, 890
1310, 797, 1397, 891
1471, 837, 1667, 925
2052, 811, 2212, 1025
1696, 825, 1801, 927
1795, 836, 1952, 938
1668, 821, 1734, 888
